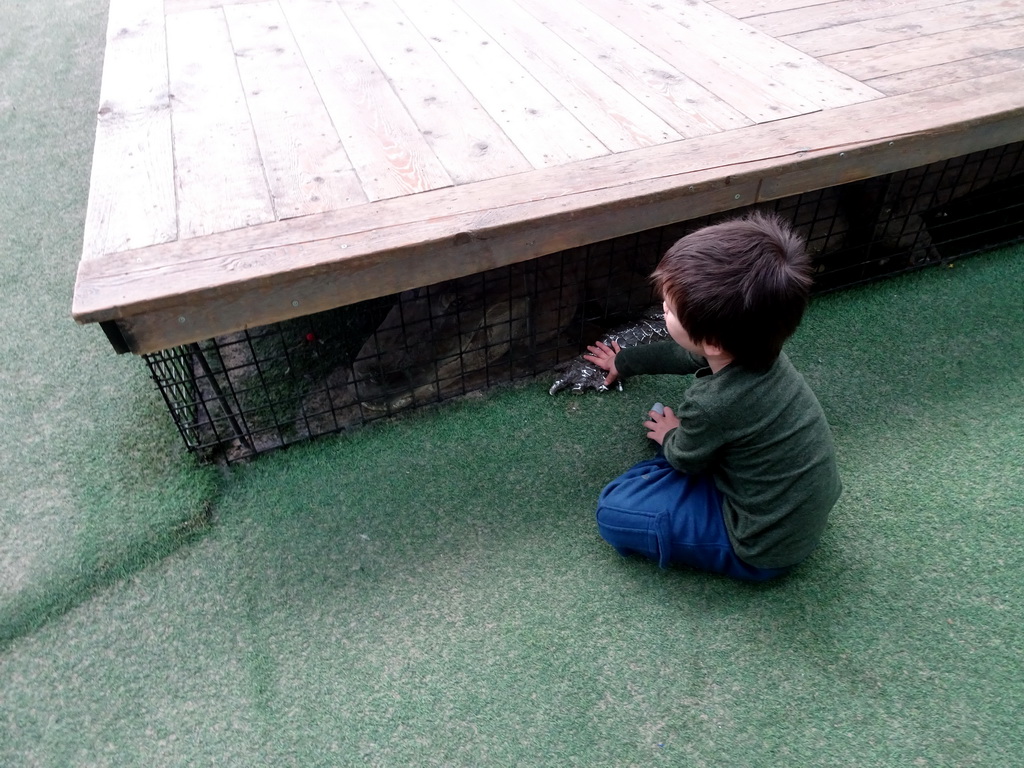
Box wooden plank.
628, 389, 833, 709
223, 2, 366, 219
738, 0, 955, 37
89, 68, 1024, 276
166, 8, 275, 237
581, 0, 819, 122
867, 49, 1024, 95
709, 0, 836, 21
336, 0, 531, 184
93, 67, 1024, 276
759, 119, 1024, 199
80, 0, 176, 260
782, 0, 1024, 58
645, 0, 882, 109
166, 0, 264, 12
512, 0, 751, 134
280, 0, 454, 200
822, 19, 1024, 80
73, 71, 1024, 352
448, 0, 683, 148
390, 0, 609, 167
107, 177, 765, 355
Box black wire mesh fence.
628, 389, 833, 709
145, 142, 1024, 462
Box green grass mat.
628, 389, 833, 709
2, 1, 1022, 763
0, 0, 219, 644
3, 245, 1022, 766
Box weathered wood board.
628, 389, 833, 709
74, 0, 1024, 353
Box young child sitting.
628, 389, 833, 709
583, 213, 842, 582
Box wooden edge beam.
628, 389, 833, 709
72, 71, 1024, 354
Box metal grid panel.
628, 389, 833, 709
145, 142, 1024, 462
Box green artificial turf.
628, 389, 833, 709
2, 1, 1023, 765
3, 244, 1023, 767
0, 0, 219, 644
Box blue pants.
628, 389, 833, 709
596, 455, 790, 582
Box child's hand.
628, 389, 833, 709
582, 340, 622, 388
643, 406, 680, 445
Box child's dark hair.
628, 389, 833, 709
652, 212, 813, 371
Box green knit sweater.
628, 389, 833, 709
616, 341, 842, 569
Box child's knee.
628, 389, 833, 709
596, 504, 662, 563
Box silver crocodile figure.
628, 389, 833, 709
549, 307, 669, 395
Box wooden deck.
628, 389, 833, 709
72, 0, 1024, 354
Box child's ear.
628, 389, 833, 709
700, 339, 726, 357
